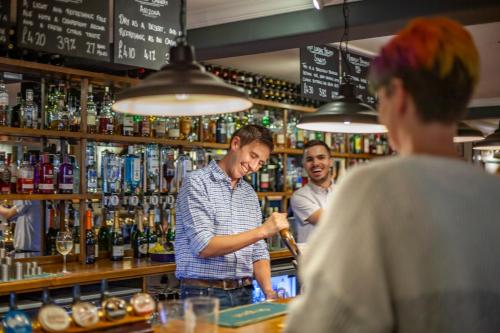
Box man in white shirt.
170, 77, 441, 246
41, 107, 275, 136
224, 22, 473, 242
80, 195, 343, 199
290, 140, 334, 243
286, 17, 500, 333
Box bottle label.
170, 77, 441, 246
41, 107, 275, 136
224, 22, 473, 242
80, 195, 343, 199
95, 244, 99, 258
106, 124, 114, 131
277, 134, 285, 145
133, 159, 141, 181
112, 245, 124, 257
87, 115, 96, 126
59, 183, 73, 190
22, 183, 34, 190
260, 173, 270, 182
139, 243, 148, 255
74, 243, 80, 254
39, 183, 54, 190
123, 116, 134, 127
20, 169, 34, 179
168, 128, 180, 138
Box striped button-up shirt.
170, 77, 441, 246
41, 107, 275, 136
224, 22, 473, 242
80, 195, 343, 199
175, 160, 269, 280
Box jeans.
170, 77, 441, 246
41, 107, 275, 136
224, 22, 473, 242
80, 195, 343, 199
180, 285, 254, 310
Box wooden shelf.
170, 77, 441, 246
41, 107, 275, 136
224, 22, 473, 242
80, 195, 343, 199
277, 147, 377, 159
249, 98, 316, 113
257, 192, 287, 199
85, 133, 204, 147
0, 57, 139, 85
0, 193, 100, 200
0, 126, 83, 139
0, 251, 292, 294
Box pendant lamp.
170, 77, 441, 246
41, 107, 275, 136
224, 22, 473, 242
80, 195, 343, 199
112, 0, 252, 117
453, 123, 484, 143
473, 121, 500, 150
298, 0, 386, 134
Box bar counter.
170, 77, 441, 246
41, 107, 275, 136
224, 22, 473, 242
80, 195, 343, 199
0, 250, 292, 295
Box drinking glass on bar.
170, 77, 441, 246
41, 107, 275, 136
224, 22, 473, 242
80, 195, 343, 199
56, 231, 73, 273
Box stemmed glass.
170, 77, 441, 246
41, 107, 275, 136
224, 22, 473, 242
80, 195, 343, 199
56, 231, 73, 273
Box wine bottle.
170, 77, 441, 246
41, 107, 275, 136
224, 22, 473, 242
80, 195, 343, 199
71, 285, 99, 328
45, 202, 58, 255
147, 207, 157, 253
37, 288, 71, 332
132, 208, 147, 259
100, 279, 127, 321
85, 204, 96, 264
110, 211, 124, 261
2, 292, 32, 333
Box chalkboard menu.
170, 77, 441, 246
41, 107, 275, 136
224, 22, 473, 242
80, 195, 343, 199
114, 0, 181, 70
300, 45, 340, 102
300, 45, 376, 106
17, 0, 110, 61
0, 0, 10, 45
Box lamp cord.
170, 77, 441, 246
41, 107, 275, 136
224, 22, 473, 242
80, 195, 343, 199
339, 0, 351, 81
178, 0, 187, 45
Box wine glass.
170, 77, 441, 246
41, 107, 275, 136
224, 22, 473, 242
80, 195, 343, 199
56, 231, 73, 273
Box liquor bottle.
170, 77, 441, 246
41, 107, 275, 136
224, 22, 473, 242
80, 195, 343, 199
122, 114, 134, 136
0, 79, 9, 126
162, 149, 176, 193
10, 92, 22, 128
262, 109, 270, 128
132, 208, 147, 259
132, 115, 141, 136
226, 114, 236, 142
58, 154, 73, 194
68, 94, 80, 132
72, 208, 81, 256
71, 285, 99, 328
8, 151, 18, 193
21, 89, 38, 129
208, 116, 217, 142
168, 117, 180, 140
56, 83, 69, 131
86, 144, 98, 193
123, 145, 141, 195
155, 117, 167, 138
215, 115, 227, 144
71, 155, 80, 193
296, 128, 305, 149
100, 279, 127, 321
179, 117, 192, 140
2, 292, 32, 333
98, 86, 114, 134
141, 116, 151, 137
98, 210, 111, 253
147, 207, 157, 252
17, 152, 34, 194
110, 211, 124, 261
87, 84, 98, 133
174, 151, 193, 192
166, 207, 176, 252
85, 204, 96, 264
130, 292, 156, 316
101, 150, 121, 194
37, 288, 71, 332
259, 165, 270, 192
145, 144, 160, 194
114, 111, 124, 136
37, 152, 55, 194
45, 202, 58, 255
0, 152, 11, 194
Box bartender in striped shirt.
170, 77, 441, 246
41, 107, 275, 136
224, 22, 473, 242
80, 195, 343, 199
175, 124, 289, 309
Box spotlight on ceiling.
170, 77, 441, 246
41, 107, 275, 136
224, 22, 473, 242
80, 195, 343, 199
313, 0, 324, 10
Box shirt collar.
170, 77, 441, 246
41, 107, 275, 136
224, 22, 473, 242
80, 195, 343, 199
308, 180, 334, 194
209, 160, 244, 188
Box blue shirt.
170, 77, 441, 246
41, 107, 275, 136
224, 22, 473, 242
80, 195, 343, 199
175, 160, 269, 280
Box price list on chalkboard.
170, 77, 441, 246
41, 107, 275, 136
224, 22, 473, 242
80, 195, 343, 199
114, 0, 181, 70
0, 0, 10, 45
16, 0, 110, 61
300, 45, 376, 106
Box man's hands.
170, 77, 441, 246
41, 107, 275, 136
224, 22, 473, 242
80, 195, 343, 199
260, 212, 289, 239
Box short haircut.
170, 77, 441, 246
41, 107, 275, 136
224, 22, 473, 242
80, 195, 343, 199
230, 124, 274, 152
304, 140, 331, 156
368, 17, 479, 124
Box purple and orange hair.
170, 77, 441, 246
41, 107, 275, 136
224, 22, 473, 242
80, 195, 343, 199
369, 17, 480, 123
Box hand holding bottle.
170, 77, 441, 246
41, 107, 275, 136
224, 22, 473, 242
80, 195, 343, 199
261, 212, 289, 238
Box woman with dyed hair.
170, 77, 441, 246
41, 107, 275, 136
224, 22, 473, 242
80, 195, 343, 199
285, 18, 500, 333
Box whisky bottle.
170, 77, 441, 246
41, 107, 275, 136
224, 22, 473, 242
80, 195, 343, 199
0, 79, 9, 126
37, 288, 71, 332
100, 279, 127, 321
2, 292, 32, 333
71, 285, 99, 328
98, 86, 114, 134
122, 114, 134, 136
87, 84, 97, 133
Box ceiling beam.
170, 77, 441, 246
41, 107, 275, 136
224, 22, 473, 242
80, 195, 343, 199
188, 0, 500, 60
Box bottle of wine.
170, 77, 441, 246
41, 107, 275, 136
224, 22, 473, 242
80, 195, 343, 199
100, 279, 127, 321
110, 211, 124, 261
86, 84, 97, 133
37, 288, 71, 332
71, 285, 99, 328
2, 292, 32, 333
85, 204, 96, 264
132, 208, 147, 259
147, 207, 157, 253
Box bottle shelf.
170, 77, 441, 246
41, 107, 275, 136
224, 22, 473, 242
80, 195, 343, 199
0, 126, 83, 139
276, 147, 378, 159
0, 193, 100, 200
0, 57, 139, 86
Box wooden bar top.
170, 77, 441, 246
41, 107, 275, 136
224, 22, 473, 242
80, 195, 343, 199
0, 250, 292, 295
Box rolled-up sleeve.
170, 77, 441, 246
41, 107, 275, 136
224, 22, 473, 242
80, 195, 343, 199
177, 176, 214, 256
291, 192, 319, 225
